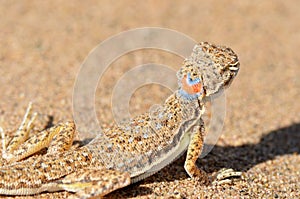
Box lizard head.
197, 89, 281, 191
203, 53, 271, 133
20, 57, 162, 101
177, 42, 239, 100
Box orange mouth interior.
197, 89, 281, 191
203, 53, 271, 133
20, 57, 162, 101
181, 75, 202, 95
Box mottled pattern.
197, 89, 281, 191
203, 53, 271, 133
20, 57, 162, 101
0, 42, 240, 198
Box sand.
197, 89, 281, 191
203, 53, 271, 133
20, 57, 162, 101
0, 0, 299, 198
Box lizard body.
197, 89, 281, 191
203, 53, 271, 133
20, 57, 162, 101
0, 42, 240, 198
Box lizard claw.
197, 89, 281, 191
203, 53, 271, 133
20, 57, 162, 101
211, 168, 243, 185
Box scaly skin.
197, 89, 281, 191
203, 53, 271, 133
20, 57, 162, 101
0, 42, 240, 198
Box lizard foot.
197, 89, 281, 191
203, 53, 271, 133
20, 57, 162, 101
211, 168, 242, 185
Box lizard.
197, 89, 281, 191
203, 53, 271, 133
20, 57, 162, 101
0, 42, 241, 198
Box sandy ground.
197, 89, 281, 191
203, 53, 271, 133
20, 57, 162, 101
0, 0, 299, 198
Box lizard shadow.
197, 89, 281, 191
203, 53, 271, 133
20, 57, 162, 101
202, 122, 300, 172
44, 115, 54, 129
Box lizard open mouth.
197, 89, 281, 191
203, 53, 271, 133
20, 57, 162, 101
181, 73, 203, 95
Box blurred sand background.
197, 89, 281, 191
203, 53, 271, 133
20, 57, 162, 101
0, 0, 299, 198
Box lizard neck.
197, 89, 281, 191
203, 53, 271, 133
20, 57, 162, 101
175, 90, 204, 121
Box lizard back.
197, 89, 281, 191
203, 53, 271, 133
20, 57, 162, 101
86, 91, 204, 179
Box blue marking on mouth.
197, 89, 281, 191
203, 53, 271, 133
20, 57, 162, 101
178, 89, 201, 101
